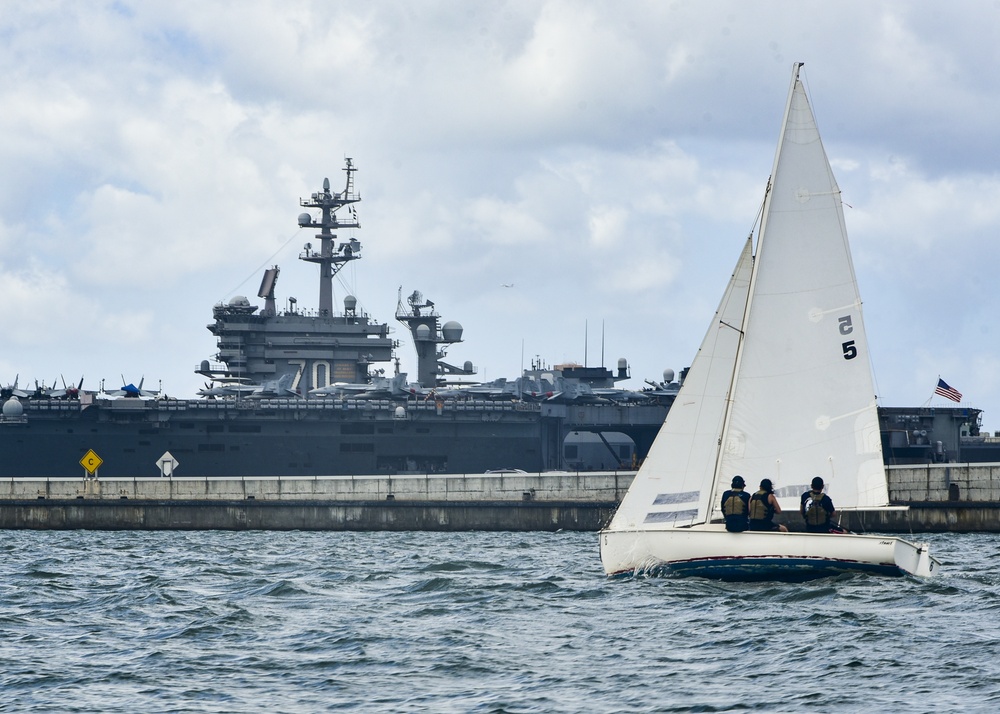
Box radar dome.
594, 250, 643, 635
298, 213, 312, 227
663, 368, 675, 383
229, 296, 251, 308
199, 360, 211, 373
2, 397, 23, 418
415, 324, 431, 341
344, 295, 357, 310
463, 361, 474, 372
442, 321, 463, 342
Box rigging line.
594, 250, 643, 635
869, 349, 884, 409
797, 64, 822, 134
333, 260, 369, 316
217, 228, 305, 304
747, 181, 768, 241
339, 255, 361, 297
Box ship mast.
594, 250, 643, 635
297, 158, 361, 316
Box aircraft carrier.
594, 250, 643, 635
0, 161, 676, 479
0, 160, 994, 479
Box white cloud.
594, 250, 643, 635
0, 260, 152, 352
1, 0, 1000, 426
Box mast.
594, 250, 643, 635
710, 62, 805, 499
297, 159, 362, 316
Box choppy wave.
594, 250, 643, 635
0, 530, 996, 713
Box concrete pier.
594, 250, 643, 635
0, 464, 997, 531
0, 471, 629, 531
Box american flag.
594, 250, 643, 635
935, 378, 962, 403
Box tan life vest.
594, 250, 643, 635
722, 490, 747, 517
804, 490, 829, 526
748, 490, 770, 520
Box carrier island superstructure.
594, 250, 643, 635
0, 161, 677, 478
198, 161, 396, 396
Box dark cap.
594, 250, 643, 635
731, 475, 745, 488
811, 476, 824, 490
760, 478, 773, 492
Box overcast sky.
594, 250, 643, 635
2, 1, 1000, 429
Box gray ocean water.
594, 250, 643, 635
0, 530, 996, 713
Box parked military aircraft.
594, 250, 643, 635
102, 377, 160, 399
198, 381, 259, 398
463, 378, 520, 400
243, 372, 299, 399
308, 381, 375, 397
43, 376, 85, 400
308, 373, 411, 400
1, 376, 30, 400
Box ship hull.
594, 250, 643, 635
1, 398, 552, 478
599, 523, 939, 580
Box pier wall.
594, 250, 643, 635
887, 463, 1000, 502
0, 501, 617, 532
1, 464, 998, 531
0, 471, 630, 531
0, 471, 633, 504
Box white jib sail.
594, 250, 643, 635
608, 238, 753, 530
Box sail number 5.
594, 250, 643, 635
838, 315, 857, 360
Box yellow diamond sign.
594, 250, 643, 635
80, 449, 103, 475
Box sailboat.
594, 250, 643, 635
600, 63, 939, 580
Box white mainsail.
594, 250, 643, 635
715, 64, 887, 515
600, 63, 936, 579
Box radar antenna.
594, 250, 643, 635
297, 158, 362, 316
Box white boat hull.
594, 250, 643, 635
600, 523, 939, 580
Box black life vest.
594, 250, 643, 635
748, 490, 772, 521
722, 489, 747, 516
804, 490, 829, 526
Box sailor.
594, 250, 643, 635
748, 478, 789, 532
800, 477, 842, 533
720, 475, 750, 532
